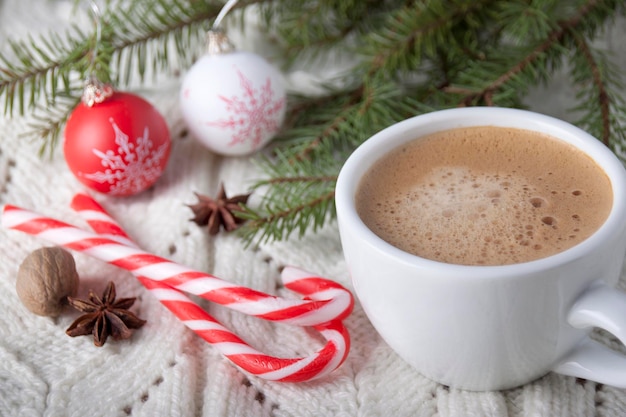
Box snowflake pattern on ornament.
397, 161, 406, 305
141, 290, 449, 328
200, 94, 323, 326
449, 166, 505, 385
82, 118, 169, 195
206, 69, 285, 148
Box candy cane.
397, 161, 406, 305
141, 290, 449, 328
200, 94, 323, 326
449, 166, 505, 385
138, 276, 350, 382
70, 193, 138, 248
70, 194, 350, 381
3, 205, 353, 327
2, 196, 353, 382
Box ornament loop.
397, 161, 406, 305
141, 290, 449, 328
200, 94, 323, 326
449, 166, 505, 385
212, 0, 239, 29
80, 1, 113, 106
81, 76, 114, 107
206, 0, 238, 55
206, 29, 235, 55
90, 1, 102, 71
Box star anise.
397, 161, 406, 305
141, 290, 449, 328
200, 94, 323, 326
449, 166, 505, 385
65, 281, 146, 347
188, 183, 251, 235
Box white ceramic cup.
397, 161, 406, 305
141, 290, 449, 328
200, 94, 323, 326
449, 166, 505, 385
335, 107, 626, 391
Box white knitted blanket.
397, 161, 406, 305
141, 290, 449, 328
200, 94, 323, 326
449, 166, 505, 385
1, 1, 626, 416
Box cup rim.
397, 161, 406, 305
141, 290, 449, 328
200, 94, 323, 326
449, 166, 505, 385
335, 107, 626, 277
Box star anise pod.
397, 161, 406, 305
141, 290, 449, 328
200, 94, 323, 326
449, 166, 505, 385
188, 183, 251, 235
65, 281, 146, 347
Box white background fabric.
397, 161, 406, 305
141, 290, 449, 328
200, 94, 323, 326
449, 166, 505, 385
1, 1, 625, 416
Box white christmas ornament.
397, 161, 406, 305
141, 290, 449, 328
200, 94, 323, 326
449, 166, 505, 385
180, 30, 286, 156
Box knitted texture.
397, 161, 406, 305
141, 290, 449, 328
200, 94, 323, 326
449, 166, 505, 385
1, 1, 626, 416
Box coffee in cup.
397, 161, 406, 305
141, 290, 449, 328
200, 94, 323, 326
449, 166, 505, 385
356, 126, 613, 265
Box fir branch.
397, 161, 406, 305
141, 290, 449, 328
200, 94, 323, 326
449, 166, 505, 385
0, 0, 267, 153
237, 147, 340, 243
0, 25, 88, 117
358, 0, 498, 79
285, 85, 366, 162
263, 175, 338, 184
494, 0, 557, 43
567, 34, 626, 152
487, 3, 581, 90
27, 94, 82, 157
258, 0, 388, 65
443, 0, 622, 107
569, 33, 611, 146
103, 0, 222, 83
279, 79, 419, 163
238, 187, 336, 244
0, 0, 267, 146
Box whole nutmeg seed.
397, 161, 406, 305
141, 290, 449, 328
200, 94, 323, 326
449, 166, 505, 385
16, 247, 80, 317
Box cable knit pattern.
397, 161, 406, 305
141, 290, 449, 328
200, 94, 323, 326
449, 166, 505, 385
1, 1, 626, 416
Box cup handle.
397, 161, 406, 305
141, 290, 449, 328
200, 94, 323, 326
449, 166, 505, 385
552, 284, 626, 387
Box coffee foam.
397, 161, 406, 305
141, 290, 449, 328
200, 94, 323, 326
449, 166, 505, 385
356, 126, 613, 265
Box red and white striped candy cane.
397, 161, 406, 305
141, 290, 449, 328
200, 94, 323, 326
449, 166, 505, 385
138, 276, 350, 382
2, 196, 353, 382
3, 204, 353, 327
70, 194, 351, 381
70, 193, 139, 248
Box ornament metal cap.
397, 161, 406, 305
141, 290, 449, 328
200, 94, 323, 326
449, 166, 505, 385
206, 29, 235, 55
82, 77, 114, 107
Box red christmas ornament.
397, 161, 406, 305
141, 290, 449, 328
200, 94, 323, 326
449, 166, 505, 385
64, 81, 171, 196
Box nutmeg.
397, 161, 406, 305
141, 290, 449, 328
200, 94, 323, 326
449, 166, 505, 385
16, 247, 80, 317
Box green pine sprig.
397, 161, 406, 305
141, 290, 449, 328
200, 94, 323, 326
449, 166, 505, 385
0, 25, 87, 117
237, 149, 339, 243
0, 0, 260, 155
238, 0, 626, 244
568, 32, 626, 149
1, 0, 625, 244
